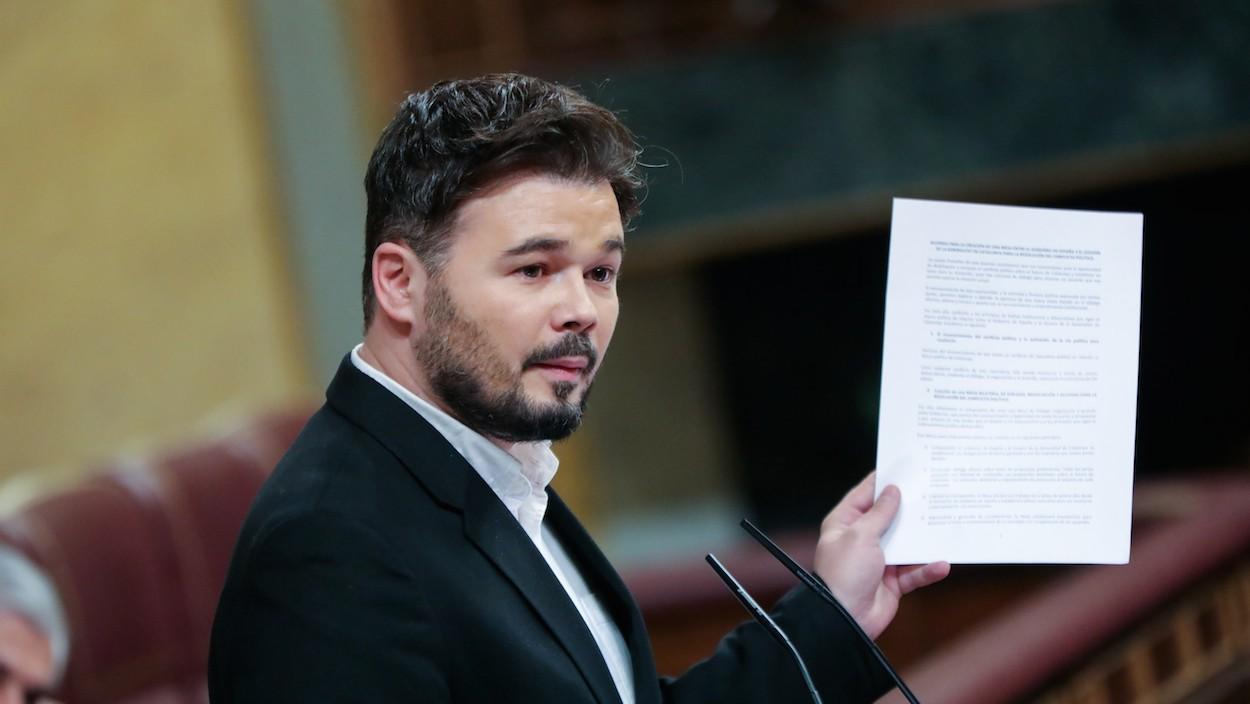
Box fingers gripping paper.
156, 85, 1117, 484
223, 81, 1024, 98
876, 199, 1142, 565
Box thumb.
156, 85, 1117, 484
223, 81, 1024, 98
857, 484, 901, 537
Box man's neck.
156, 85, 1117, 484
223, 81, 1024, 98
357, 337, 515, 453
359, 334, 434, 404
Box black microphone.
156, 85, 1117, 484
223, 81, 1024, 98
705, 554, 823, 704
740, 519, 922, 704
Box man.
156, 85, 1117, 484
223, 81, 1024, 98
209, 73, 948, 703
0, 547, 68, 704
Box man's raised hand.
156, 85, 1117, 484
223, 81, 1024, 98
812, 472, 950, 640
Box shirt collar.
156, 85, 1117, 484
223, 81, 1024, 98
349, 344, 558, 539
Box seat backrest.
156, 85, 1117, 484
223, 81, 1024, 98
0, 408, 309, 704
0, 473, 192, 703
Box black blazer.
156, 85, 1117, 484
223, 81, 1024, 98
208, 358, 890, 703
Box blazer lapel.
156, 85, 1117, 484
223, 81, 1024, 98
325, 356, 469, 510
328, 356, 625, 704
462, 480, 623, 704
546, 493, 662, 704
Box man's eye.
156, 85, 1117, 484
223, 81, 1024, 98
517, 264, 544, 278
587, 267, 616, 283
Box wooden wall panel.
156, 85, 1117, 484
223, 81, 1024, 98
0, 2, 311, 482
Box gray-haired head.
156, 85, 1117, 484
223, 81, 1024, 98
0, 546, 70, 683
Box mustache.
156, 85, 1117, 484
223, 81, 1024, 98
523, 334, 598, 374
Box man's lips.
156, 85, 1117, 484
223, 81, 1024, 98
529, 356, 589, 381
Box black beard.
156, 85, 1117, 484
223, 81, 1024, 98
431, 370, 594, 442
415, 280, 598, 442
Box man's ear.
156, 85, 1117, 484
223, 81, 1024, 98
371, 241, 429, 327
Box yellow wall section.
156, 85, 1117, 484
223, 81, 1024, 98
0, 3, 311, 479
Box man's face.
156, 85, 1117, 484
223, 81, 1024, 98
412, 174, 623, 442
0, 611, 54, 704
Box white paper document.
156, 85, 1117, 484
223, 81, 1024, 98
876, 198, 1142, 565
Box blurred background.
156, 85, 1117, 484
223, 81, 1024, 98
2, 1, 1248, 702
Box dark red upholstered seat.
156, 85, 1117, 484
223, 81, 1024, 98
0, 409, 309, 704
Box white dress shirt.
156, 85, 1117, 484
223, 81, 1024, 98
351, 345, 635, 703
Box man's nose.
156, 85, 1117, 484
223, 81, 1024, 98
552, 276, 597, 333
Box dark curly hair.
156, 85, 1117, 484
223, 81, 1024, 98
361, 73, 644, 328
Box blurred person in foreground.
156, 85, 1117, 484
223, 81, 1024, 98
209, 73, 949, 703
0, 547, 68, 704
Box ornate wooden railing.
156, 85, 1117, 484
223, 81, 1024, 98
878, 472, 1250, 703
626, 472, 1250, 704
